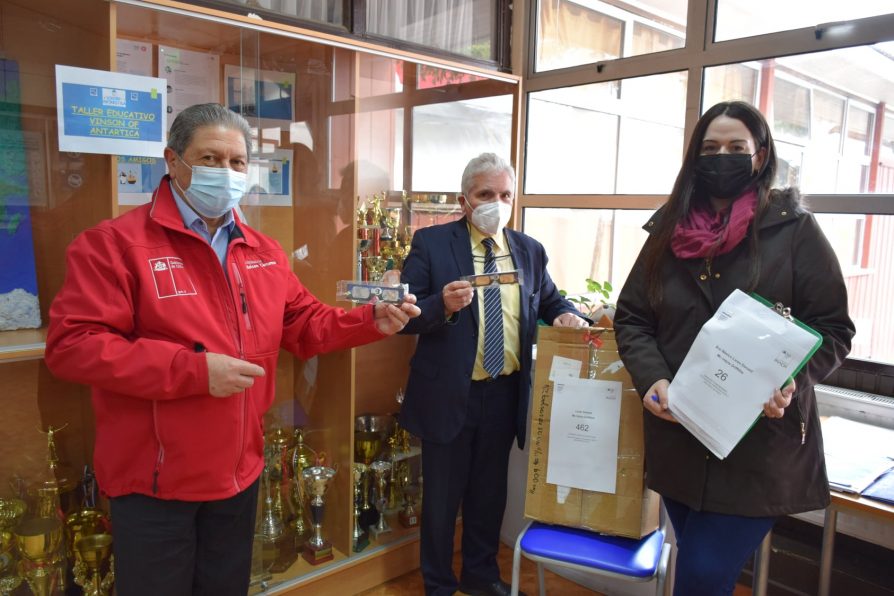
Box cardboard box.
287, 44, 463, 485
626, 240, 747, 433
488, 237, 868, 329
524, 326, 659, 538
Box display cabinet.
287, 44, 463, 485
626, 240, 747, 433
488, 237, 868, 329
0, 0, 518, 593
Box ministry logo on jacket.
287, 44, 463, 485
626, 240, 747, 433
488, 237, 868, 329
148, 256, 197, 298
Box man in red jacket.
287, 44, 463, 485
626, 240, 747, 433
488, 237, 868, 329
46, 103, 419, 596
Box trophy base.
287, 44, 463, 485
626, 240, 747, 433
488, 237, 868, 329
352, 531, 370, 553
369, 522, 392, 539
359, 507, 378, 530
302, 541, 334, 566
398, 510, 419, 528
261, 530, 299, 573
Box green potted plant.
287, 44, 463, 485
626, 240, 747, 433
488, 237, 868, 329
560, 278, 615, 323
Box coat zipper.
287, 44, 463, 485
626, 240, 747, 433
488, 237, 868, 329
231, 263, 253, 331
226, 256, 248, 493
152, 402, 165, 494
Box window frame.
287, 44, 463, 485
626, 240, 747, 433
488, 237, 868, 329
177, 0, 513, 71
516, 2, 894, 380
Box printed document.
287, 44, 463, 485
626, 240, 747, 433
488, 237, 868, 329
668, 290, 821, 459
547, 377, 622, 493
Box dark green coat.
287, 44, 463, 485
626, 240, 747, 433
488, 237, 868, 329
615, 189, 855, 517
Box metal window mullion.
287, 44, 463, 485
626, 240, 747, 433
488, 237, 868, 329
524, 12, 894, 92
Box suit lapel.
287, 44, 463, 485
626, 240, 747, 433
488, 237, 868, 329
505, 230, 530, 332
451, 219, 479, 328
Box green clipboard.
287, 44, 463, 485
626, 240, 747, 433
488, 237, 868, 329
749, 292, 823, 386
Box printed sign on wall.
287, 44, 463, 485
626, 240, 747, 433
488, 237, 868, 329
55, 65, 167, 157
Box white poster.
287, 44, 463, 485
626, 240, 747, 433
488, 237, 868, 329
158, 45, 220, 128
243, 148, 293, 207
547, 377, 623, 493
116, 40, 153, 76
55, 65, 166, 157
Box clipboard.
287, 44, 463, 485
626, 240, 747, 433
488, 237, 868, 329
667, 289, 826, 459
749, 292, 823, 386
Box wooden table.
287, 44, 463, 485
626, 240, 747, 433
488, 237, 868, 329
817, 491, 894, 596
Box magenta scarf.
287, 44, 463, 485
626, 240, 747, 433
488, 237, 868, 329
670, 190, 758, 259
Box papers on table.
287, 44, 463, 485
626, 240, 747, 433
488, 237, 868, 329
547, 376, 623, 494
668, 290, 822, 460
863, 471, 894, 505
821, 416, 894, 494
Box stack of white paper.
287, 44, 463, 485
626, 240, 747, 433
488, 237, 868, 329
668, 290, 821, 459
821, 416, 894, 493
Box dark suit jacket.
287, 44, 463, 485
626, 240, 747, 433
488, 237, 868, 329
399, 218, 578, 449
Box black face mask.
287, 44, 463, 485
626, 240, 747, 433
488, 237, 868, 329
695, 153, 757, 199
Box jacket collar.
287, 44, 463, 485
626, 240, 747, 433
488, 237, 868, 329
149, 175, 259, 248
641, 191, 804, 235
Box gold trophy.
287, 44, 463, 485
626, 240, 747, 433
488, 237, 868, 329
14, 517, 64, 596
72, 533, 114, 596
265, 428, 293, 527
368, 460, 393, 539
381, 206, 402, 241
355, 415, 392, 512
364, 256, 387, 282
258, 454, 284, 541
289, 428, 316, 543
32, 425, 77, 521
64, 508, 107, 560
399, 483, 421, 528
0, 498, 26, 594
301, 466, 336, 565
0, 529, 23, 595
351, 463, 369, 552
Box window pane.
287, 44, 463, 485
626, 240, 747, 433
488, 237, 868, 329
816, 214, 894, 365
715, 0, 893, 41
703, 63, 758, 106
880, 112, 894, 193
535, 0, 686, 72
702, 43, 894, 193
183, 0, 346, 27
365, 0, 497, 60
773, 78, 810, 140
522, 208, 651, 303
526, 72, 687, 194
412, 95, 513, 191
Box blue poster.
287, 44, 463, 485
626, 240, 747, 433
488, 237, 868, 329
62, 83, 162, 141
0, 59, 41, 330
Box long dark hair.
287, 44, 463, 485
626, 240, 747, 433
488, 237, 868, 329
642, 101, 778, 307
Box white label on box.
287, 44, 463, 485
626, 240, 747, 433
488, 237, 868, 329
547, 377, 622, 493
548, 355, 583, 381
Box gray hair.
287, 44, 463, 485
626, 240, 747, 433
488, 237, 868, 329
461, 153, 516, 197
167, 103, 252, 158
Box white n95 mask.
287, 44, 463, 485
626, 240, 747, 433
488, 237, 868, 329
470, 201, 512, 236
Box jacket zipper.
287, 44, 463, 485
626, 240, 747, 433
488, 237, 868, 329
226, 256, 248, 493
152, 402, 165, 494
231, 263, 253, 331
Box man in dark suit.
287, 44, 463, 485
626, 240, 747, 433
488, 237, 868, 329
400, 153, 588, 596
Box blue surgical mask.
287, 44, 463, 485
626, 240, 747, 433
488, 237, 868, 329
176, 156, 247, 218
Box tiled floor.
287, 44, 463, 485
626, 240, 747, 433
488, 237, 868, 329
356, 542, 599, 595
357, 542, 756, 595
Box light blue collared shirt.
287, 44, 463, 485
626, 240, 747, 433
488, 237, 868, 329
170, 184, 235, 270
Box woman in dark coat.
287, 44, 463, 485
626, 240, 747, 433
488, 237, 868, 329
614, 101, 855, 596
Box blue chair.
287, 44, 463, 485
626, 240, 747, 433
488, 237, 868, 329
510, 518, 671, 596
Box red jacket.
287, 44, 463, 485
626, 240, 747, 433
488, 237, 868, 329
46, 177, 383, 501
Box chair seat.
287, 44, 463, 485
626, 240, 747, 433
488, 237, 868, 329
519, 522, 665, 578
